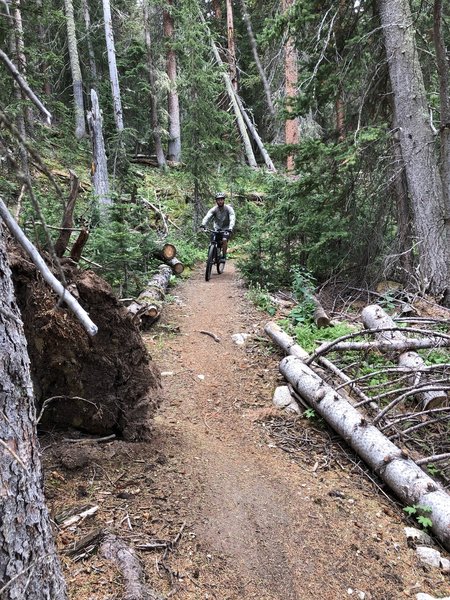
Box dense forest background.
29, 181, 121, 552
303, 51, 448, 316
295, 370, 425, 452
1, 0, 449, 304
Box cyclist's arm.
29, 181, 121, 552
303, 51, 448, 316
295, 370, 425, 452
201, 207, 216, 227
227, 205, 236, 230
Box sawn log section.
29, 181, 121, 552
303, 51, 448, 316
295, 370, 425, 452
127, 265, 171, 328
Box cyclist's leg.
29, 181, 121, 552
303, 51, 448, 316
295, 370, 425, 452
221, 230, 231, 259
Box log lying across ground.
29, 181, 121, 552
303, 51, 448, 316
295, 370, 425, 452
127, 265, 172, 328
361, 304, 447, 409
279, 353, 450, 551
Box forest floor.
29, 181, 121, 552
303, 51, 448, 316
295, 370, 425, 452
43, 262, 450, 600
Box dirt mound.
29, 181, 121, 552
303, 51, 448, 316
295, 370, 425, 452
9, 245, 162, 440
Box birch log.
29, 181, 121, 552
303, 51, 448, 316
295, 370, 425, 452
279, 354, 450, 551
362, 304, 447, 409
166, 256, 184, 275
127, 265, 171, 328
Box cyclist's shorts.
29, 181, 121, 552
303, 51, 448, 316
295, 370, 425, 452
221, 230, 232, 240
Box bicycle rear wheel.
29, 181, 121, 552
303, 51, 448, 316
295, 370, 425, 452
205, 245, 215, 281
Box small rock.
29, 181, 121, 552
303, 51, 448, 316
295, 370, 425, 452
416, 594, 450, 600
404, 527, 433, 546
416, 546, 450, 571
197, 374, 205, 380
231, 333, 251, 345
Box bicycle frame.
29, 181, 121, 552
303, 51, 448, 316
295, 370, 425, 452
204, 228, 226, 281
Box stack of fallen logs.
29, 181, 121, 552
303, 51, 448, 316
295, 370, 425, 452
127, 243, 183, 329
265, 304, 450, 552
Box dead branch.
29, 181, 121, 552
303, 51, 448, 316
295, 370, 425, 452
199, 330, 221, 343
416, 453, 450, 466
54, 170, 80, 257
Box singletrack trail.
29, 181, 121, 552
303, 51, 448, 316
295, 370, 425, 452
142, 263, 450, 600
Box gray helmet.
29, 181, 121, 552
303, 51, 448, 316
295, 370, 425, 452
215, 192, 226, 200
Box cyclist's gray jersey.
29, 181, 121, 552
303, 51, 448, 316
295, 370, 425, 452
202, 204, 235, 231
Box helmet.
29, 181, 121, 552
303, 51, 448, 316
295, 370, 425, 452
215, 192, 226, 200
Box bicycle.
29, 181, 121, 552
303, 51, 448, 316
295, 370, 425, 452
203, 228, 228, 281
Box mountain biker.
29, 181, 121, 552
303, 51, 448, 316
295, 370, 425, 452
201, 192, 236, 262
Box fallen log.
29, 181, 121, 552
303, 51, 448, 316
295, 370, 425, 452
279, 354, 450, 551
166, 256, 184, 275
127, 265, 171, 328
157, 242, 176, 260
311, 295, 330, 328
362, 304, 447, 409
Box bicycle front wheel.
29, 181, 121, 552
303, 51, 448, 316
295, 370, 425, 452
205, 245, 215, 281
216, 248, 225, 274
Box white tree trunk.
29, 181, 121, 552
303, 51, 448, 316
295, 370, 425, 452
378, 0, 448, 300
163, 1, 181, 162
81, 0, 98, 87
102, 0, 124, 131
64, 0, 86, 138
88, 89, 111, 212
280, 354, 450, 551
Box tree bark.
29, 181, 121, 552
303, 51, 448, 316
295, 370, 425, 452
282, 0, 299, 171
226, 0, 238, 91
143, 0, 167, 169
102, 0, 124, 131
166, 256, 184, 275
279, 354, 450, 551
0, 225, 67, 599
361, 304, 448, 409
378, 0, 448, 301
81, 0, 98, 88
163, 0, 181, 162
88, 89, 111, 211
64, 0, 86, 138
127, 265, 172, 328
433, 0, 450, 305
54, 170, 80, 257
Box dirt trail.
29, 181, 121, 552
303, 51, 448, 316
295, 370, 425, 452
142, 263, 450, 600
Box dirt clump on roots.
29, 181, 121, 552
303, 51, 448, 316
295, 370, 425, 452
9, 243, 162, 440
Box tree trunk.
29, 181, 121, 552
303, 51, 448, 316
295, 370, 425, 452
378, 0, 448, 301
81, 0, 98, 88
361, 304, 447, 409
87, 89, 111, 211
433, 0, 450, 305
64, 0, 86, 139
102, 0, 124, 131
163, 1, 181, 162
166, 256, 184, 275
143, 0, 167, 169
239, 0, 275, 117
0, 226, 67, 599
279, 354, 450, 552
281, 0, 299, 171
226, 0, 238, 91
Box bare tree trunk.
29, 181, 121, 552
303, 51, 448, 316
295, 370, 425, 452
239, 0, 275, 117
433, 0, 450, 305
102, 0, 124, 131
282, 0, 299, 171
226, 0, 238, 91
36, 0, 52, 96
378, 0, 448, 301
64, 0, 86, 139
88, 89, 111, 212
81, 0, 98, 88
0, 226, 67, 599
143, 0, 166, 169
11, 0, 34, 133
163, 0, 181, 162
